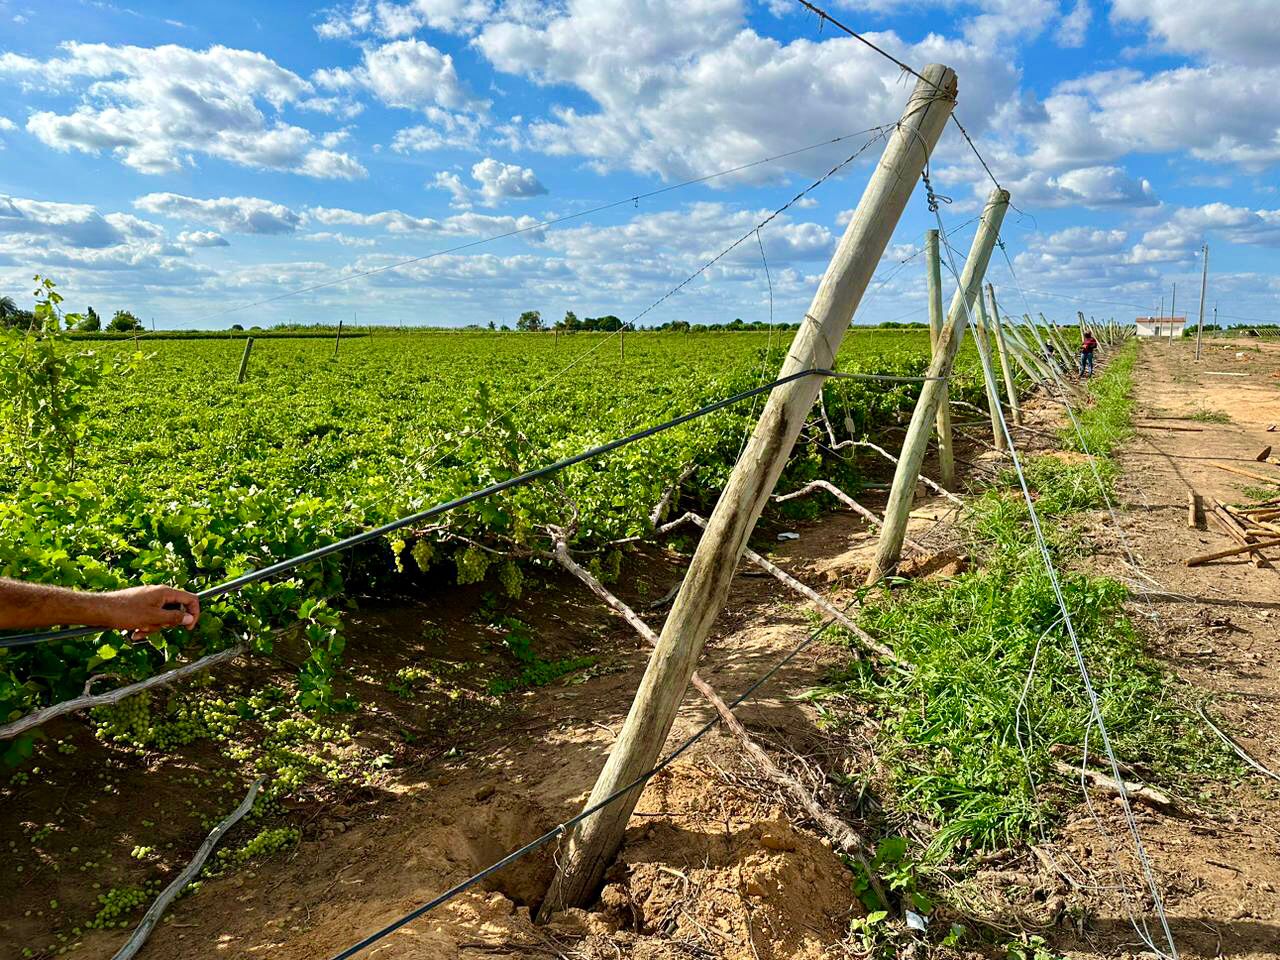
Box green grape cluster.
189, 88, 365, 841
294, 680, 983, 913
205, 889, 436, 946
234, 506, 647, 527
88, 883, 158, 929
215, 826, 300, 868
498, 560, 523, 598
410, 539, 434, 572
455, 545, 490, 584
92, 693, 153, 745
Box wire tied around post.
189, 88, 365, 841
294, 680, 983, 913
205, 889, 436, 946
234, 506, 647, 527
921, 170, 951, 214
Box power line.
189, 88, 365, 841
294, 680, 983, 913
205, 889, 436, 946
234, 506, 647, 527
192, 129, 888, 325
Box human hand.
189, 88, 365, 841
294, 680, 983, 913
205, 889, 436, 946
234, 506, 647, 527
100, 586, 201, 640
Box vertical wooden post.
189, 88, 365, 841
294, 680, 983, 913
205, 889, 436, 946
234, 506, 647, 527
987, 284, 1021, 425
1169, 283, 1176, 342
334, 319, 343, 358
237, 337, 254, 384
972, 288, 1007, 452
1196, 243, 1209, 361
620, 325, 625, 362
867, 186, 1010, 584
538, 63, 959, 916
925, 229, 955, 489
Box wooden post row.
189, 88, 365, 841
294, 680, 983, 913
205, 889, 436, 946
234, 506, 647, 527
867, 186, 1010, 585
538, 63, 960, 916
924, 229, 955, 489
987, 285, 1022, 426
972, 286, 1008, 452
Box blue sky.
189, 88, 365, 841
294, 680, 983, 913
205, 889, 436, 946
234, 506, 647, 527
0, 0, 1277, 329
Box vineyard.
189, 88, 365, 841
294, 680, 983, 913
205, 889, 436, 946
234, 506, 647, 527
3, 31, 1278, 960
0, 326, 989, 735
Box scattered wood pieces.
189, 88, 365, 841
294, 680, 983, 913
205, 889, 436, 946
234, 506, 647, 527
1209, 500, 1272, 569
1187, 535, 1280, 567
1210, 462, 1280, 486
1187, 489, 1202, 530
1052, 760, 1177, 812
1135, 422, 1203, 432
1256, 445, 1273, 463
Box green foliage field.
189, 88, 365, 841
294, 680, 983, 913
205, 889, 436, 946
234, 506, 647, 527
1, 313, 988, 742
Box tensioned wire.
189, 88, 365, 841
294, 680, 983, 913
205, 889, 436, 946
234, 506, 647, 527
933, 204, 1181, 960
0, 366, 942, 651
351, 127, 893, 522
325, 585, 870, 960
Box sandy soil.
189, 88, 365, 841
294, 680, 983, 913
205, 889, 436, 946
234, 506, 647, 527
1043, 338, 1280, 959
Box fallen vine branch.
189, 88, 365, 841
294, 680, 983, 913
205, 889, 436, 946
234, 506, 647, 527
772, 480, 926, 553
112, 776, 265, 960
848, 440, 964, 506
656, 512, 897, 663
0, 644, 249, 741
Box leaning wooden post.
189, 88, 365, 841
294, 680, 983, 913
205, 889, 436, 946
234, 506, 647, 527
236, 336, 254, 384
867, 186, 1009, 584
987, 284, 1022, 425
972, 285, 1008, 452
334, 319, 343, 358
538, 63, 959, 917
925, 229, 955, 488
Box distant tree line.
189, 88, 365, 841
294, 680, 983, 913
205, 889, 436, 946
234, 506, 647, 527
1, 294, 142, 332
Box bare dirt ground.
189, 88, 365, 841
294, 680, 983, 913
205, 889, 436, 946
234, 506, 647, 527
0, 450, 964, 960
1044, 338, 1280, 959
9, 338, 1280, 960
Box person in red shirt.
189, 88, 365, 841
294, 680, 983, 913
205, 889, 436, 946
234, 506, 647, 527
1080, 330, 1099, 378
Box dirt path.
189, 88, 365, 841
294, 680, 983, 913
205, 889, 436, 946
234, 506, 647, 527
1049, 339, 1280, 959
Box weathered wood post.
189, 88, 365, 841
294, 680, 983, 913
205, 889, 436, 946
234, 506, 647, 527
236, 337, 254, 384
972, 287, 1008, 452
925, 229, 955, 488
987, 284, 1022, 425
334, 319, 343, 358
538, 63, 959, 917
867, 186, 1009, 584
1195, 243, 1209, 361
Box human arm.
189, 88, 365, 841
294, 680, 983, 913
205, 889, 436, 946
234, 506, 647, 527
0, 579, 200, 639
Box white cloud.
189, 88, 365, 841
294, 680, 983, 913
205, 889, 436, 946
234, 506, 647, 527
432, 171, 473, 209
474, 1, 1018, 181
391, 108, 483, 153
178, 230, 230, 247
135, 193, 304, 235
0, 116, 16, 132
300, 231, 377, 247
1055, 0, 1091, 47
1132, 203, 1280, 263
0, 195, 131, 248
1111, 1, 1280, 66
0, 42, 365, 178
315, 0, 492, 39
470, 158, 547, 204
306, 205, 542, 237
314, 38, 481, 113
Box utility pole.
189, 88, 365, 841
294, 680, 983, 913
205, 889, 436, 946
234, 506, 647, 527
538, 63, 959, 916
1195, 243, 1209, 360
925, 229, 954, 489
1170, 283, 1176, 342
868, 186, 1010, 584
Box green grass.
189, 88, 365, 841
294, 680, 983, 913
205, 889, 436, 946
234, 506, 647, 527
1188, 408, 1232, 424
821, 340, 1231, 858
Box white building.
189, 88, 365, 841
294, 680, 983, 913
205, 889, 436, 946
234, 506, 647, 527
1135, 316, 1186, 338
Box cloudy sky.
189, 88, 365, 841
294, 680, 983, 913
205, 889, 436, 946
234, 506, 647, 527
0, 0, 1276, 329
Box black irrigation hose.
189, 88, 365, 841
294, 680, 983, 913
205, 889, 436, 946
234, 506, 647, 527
1, 366, 940, 651
328, 590, 859, 960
